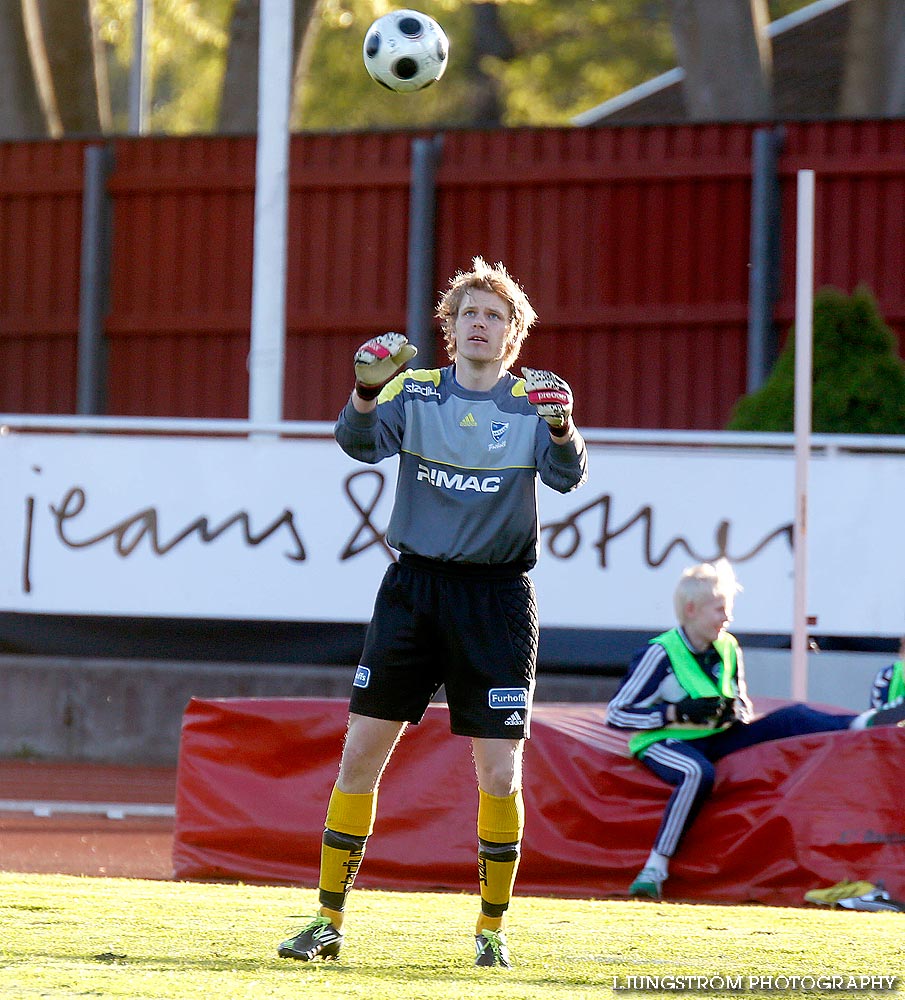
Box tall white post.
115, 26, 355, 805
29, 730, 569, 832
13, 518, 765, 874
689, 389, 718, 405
791, 169, 815, 701
248, 0, 294, 425
129, 0, 152, 135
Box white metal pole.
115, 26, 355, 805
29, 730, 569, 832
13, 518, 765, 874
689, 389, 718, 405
248, 0, 294, 425
129, 0, 152, 135
791, 169, 815, 701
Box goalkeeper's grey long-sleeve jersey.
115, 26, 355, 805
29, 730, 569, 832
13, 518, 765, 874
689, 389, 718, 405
334, 365, 589, 567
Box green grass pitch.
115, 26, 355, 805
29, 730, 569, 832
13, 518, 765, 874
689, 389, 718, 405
0, 873, 900, 999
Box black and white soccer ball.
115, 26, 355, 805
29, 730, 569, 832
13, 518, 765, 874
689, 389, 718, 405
363, 9, 449, 93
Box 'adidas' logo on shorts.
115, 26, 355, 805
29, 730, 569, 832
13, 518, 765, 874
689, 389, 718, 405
504, 711, 523, 726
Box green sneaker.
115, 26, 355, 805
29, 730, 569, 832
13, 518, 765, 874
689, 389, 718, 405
474, 928, 511, 968
629, 867, 666, 900
278, 913, 343, 961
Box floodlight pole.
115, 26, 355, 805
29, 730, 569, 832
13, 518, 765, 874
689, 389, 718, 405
791, 170, 815, 701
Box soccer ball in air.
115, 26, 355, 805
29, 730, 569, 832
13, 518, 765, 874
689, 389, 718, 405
363, 9, 449, 93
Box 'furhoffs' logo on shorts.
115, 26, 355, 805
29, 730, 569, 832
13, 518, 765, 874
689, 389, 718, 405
354, 665, 371, 688
488, 687, 528, 710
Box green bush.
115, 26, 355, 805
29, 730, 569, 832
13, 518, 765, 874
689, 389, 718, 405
727, 285, 905, 434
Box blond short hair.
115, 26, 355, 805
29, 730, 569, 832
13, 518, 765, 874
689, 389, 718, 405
674, 559, 742, 625
436, 257, 537, 368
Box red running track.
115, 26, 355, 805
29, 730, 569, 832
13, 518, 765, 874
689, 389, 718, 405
0, 760, 177, 879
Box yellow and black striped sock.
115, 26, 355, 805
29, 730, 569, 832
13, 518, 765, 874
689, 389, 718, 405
475, 788, 524, 934
317, 785, 377, 927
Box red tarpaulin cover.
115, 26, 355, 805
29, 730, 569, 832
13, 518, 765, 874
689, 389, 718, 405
173, 697, 905, 906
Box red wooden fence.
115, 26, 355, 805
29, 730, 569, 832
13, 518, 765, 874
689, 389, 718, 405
1, 120, 903, 429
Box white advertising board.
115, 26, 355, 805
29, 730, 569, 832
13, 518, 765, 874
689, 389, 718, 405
1, 428, 903, 636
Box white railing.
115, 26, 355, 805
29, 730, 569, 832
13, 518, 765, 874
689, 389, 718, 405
2, 413, 905, 456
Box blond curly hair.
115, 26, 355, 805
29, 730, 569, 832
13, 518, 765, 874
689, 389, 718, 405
436, 257, 537, 367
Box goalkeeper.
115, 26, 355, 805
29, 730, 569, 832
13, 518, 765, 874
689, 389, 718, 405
278, 257, 588, 968
606, 560, 905, 901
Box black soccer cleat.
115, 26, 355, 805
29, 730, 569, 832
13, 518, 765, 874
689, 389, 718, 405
474, 928, 511, 968
278, 914, 343, 961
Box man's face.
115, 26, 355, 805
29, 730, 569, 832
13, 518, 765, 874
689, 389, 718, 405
452, 289, 512, 365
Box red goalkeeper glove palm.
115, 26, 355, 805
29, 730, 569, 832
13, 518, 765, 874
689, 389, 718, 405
522, 367, 574, 432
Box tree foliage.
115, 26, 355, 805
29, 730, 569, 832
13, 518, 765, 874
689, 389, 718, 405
727, 286, 905, 435
83, 0, 674, 134
297, 0, 676, 130
91, 0, 668, 134
481, 0, 676, 126
297, 1, 811, 131
0, 1, 895, 137
95, 0, 231, 133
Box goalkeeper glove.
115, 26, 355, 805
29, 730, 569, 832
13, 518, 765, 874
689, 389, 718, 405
673, 696, 725, 725
522, 367, 573, 433
354, 332, 418, 401
714, 697, 741, 726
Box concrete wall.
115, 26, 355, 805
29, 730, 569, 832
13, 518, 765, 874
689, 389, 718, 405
0, 656, 622, 766
744, 648, 885, 712
0, 656, 354, 766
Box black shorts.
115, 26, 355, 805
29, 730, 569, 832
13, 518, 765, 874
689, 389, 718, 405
349, 555, 538, 739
